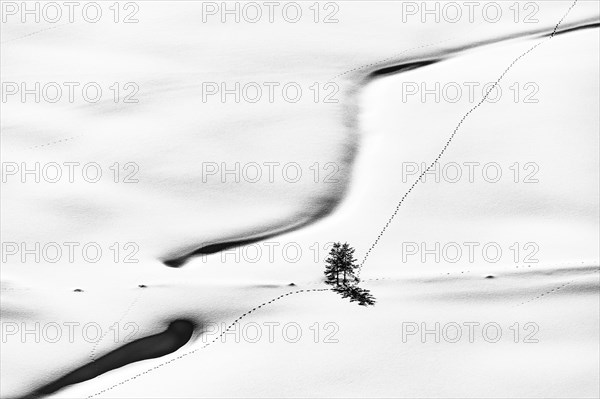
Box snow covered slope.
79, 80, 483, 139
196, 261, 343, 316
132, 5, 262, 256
1, 1, 598, 397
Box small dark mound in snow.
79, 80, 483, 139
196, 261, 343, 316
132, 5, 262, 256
73, 289, 83, 292
138, 284, 147, 288
485, 275, 495, 279
288, 283, 296, 286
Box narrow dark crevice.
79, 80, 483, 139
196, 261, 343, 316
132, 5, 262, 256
542, 20, 599, 37
163, 234, 283, 267
363, 20, 600, 82
368, 59, 440, 78
23, 320, 195, 398
162, 198, 341, 268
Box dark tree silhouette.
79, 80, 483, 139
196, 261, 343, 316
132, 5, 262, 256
324, 242, 376, 306
324, 242, 341, 286
339, 242, 358, 286
336, 285, 377, 306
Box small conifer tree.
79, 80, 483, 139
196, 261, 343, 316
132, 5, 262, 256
324, 242, 375, 306
324, 242, 341, 286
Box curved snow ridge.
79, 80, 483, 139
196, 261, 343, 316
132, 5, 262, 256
161, 11, 599, 272
13, 2, 597, 397
357, 0, 591, 276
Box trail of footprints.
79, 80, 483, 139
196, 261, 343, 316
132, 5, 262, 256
86, 263, 599, 398
89, 291, 144, 362
516, 267, 600, 307
330, 37, 453, 80
210, 288, 331, 343
28, 135, 80, 150
88, 287, 331, 398
516, 281, 573, 307
90, 1, 584, 394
